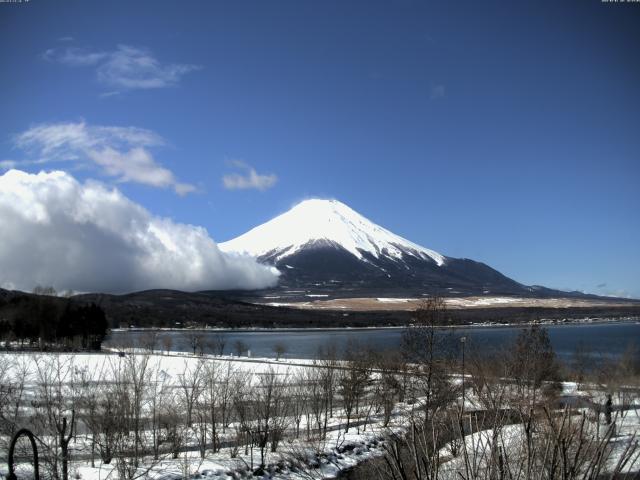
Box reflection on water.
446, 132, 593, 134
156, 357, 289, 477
106, 321, 640, 365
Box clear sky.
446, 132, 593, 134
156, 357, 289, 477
0, 0, 639, 296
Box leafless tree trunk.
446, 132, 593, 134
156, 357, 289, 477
0, 355, 30, 451
233, 340, 249, 357
32, 355, 79, 480
148, 362, 169, 460
110, 353, 151, 479
290, 369, 308, 438
203, 360, 220, 452
305, 365, 327, 438
374, 351, 405, 427
178, 358, 204, 427
210, 333, 226, 356
162, 335, 173, 354
271, 342, 286, 360
402, 297, 454, 426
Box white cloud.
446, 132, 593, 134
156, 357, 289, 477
223, 160, 278, 191
593, 283, 633, 299
43, 44, 201, 91
15, 121, 194, 194
0, 169, 279, 293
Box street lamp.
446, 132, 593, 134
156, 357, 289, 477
460, 336, 467, 415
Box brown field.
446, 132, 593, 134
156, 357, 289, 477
261, 295, 638, 312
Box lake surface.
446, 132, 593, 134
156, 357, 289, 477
106, 321, 640, 365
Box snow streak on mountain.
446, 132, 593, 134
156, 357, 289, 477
220, 199, 445, 266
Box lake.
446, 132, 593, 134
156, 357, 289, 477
106, 320, 640, 365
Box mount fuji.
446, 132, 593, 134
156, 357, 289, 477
220, 199, 570, 298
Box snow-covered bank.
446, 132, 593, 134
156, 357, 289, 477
0, 351, 406, 480
1, 349, 638, 480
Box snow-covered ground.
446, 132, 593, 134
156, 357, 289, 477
66, 413, 397, 480
1, 350, 638, 479
0, 350, 311, 383
437, 406, 640, 478
0, 350, 406, 480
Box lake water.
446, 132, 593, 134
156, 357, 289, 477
106, 321, 640, 365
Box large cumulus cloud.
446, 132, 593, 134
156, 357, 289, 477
0, 169, 279, 293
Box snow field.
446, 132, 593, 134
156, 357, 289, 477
0, 351, 410, 480
1, 350, 639, 479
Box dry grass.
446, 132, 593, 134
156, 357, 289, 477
261, 296, 637, 312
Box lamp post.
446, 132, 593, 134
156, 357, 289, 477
460, 336, 467, 415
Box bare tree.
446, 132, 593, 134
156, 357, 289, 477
253, 367, 291, 469
378, 298, 458, 480
76, 357, 113, 467
305, 365, 327, 438
211, 333, 226, 356
338, 342, 373, 433
188, 333, 205, 355
509, 325, 560, 408
401, 297, 455, 425
74, 357, 124, 466
177, 359, 207, 459
110, 353, 152, 480
32, 355, 78, 480
289, 369, 309, 438
273, 342, 287, 360
178, 359, 204, 427
139, 332, 158, 353
234, 339, 249, 357
161, 389, 186, 460
316, 342, 339, 416
219, 362, 242, 431
0, 355, 30, 450
374, 350, 405, 427
162, 335, 173, 354
148, 361, 170, 460
231, 370, 253, 459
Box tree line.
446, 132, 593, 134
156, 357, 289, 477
0, 287, 108, 350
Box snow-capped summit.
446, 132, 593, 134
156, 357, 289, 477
220, 198, 445, 266
221, 198, 527, 297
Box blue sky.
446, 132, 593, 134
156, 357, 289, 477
0, 0, 639, 296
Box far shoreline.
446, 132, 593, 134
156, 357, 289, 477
110, 315, 640, 334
